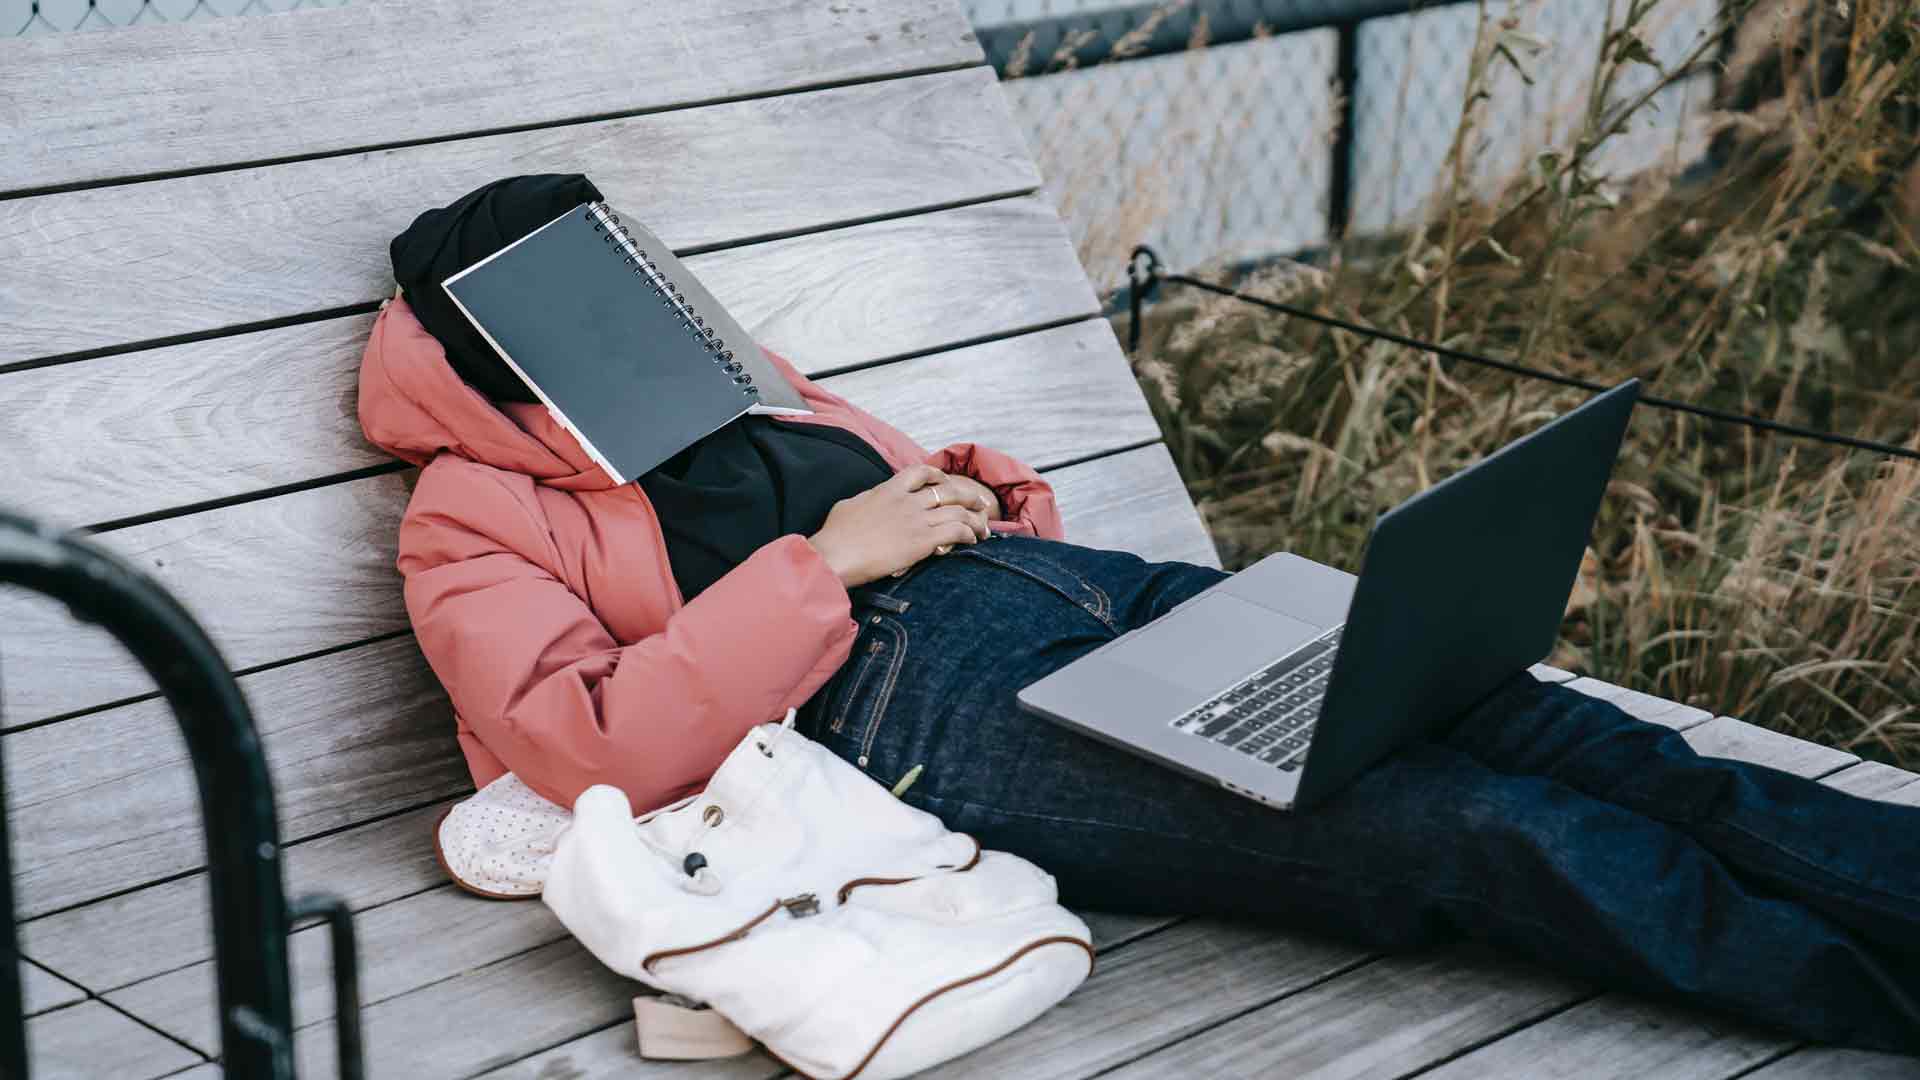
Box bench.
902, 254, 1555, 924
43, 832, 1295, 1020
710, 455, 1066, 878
2, 1, 1916, 1076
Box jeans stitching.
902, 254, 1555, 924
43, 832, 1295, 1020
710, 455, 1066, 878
1710, 816, 1920, 910
958, 547, 1117, 634
827, 629, 884, 734
856, 616, 909, 768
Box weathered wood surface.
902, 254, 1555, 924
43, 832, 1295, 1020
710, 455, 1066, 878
3, 303, 1133, 533
1419, 995, 1786, 1079
1684, 716, 1861, 778
926, 922, 1365, 1079
1101, 944, 1579, 1079
22, 801, 451, 991
1822, 760, 1920, 804
0, 0, 980, 195
5, 636, 460, 918
22, 962, 83, 1016
1, 307, 1139, 724
477, 1025, 786, 1080
1562, 675, 1714, 730
293, 937, 633, 1079
2, 69, 1036, 366
110, 884, 567, 1055
1745, 1049, 1920, 1079
25, 1000, 200, 1080
2, 195, 1094, 526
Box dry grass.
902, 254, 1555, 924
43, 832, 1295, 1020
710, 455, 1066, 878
1105, 0, 1920, 763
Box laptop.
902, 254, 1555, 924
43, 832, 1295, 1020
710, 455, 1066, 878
1016, 380, 1640, 811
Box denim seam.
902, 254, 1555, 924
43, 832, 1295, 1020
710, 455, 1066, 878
827, 632, 884, 734
857, 615, 910, 768
1708, 816, 1920, 910
958, 548, 1117, 634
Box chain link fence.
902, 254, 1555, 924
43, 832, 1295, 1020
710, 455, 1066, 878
10, 0, 1721, 292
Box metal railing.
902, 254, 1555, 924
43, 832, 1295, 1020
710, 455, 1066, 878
0, 507, 363, 1079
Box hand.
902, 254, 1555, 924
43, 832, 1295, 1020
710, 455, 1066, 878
939, 474, 1003, 522
805, 465, 992, 588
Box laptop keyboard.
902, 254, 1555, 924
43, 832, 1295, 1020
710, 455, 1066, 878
1169, 625, 1344, 771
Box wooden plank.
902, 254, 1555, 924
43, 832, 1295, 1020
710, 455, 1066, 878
476, 1025, 786, 1080
6, 636, 462, 918
2, 68, 1036, 365
2, 195, 1096, 529
22, 801, 450, 992
1078, 912, 1178, 952
1049, 442, 1217, 568
0, 289, 1126, 726
115, 897, 1186, 1061
1564, 677, 1714, 731
812, 319, 1158, 474
5, 287, 1119, 534
25, 1000, 200, 1080
293, 937, 633, 1079
1098, 944, 1578, 1080
926, 921, 1366, 1079
473, 911, 1183, 1077
1822, 761, 1920, 805
0, 0, 981, 195
1416, 995, 1786, 1079
110, 884, 567, 1056
1684, 717, 1860, 778
1530, 664, 1579, 684
23, 961, 85, 1016
1743, 1048, 1920, 1079
15, 446, 1200, 982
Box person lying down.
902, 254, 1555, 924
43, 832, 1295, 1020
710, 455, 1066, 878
357, 173, 1920, 1053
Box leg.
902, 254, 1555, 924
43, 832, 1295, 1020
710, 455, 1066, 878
856, 681, 1920, 1052
804, 541, 1920, 1052
1450, 676, 1920, 957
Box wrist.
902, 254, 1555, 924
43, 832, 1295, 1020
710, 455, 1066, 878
803, 532, 857, 588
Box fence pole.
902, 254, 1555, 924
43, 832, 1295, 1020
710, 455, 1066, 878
1328, 19, 1361, 238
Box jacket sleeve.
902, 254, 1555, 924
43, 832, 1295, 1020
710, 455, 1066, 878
765, 348, 1067, 541
398, 461, 858, 812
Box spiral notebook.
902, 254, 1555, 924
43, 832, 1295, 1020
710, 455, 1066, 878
441, 201, 810, 485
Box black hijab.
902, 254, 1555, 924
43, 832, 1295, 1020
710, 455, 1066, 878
389, 174, 890, 601
391, 173, 603, 403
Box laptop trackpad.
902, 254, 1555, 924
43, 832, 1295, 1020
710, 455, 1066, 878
1105, 593, 1322, 697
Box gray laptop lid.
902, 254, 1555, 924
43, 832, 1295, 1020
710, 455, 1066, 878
1291, 379, 1640, 808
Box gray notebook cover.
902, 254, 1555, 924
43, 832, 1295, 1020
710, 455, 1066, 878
442, 204, 772, 484
606, 209, 810, 414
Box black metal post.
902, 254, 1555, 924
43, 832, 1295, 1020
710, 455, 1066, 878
0, 713, 24, 1080
0, 507, 314, 1078
1328, 19, 1361, 239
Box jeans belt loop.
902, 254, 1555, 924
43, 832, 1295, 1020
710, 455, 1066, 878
862, 591, 911, 615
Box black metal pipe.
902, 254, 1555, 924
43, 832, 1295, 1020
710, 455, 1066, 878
980, 0, 1475, 77
0, 712, 24, 1080
1328, 19, 1360, 237
0, 507, 296, 1077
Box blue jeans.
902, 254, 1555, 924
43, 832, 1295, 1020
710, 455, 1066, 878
794, 535, 1920, 1052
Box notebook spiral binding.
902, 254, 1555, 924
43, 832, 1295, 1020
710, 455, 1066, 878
583, 202, 758, 401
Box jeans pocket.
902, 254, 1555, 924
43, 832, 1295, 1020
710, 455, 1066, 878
827, 613, 909, 770
949, 544, 1115, 633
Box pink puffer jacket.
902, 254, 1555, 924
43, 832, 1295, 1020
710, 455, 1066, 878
357, 297, 1065, 813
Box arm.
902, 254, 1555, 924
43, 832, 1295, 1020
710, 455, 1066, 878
764, 348, 1067, 541
400, 461, 857, 811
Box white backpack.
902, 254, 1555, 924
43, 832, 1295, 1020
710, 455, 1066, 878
438, 712, 1094, 1079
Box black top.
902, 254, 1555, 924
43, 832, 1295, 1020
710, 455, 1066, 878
640, 416, 893, 602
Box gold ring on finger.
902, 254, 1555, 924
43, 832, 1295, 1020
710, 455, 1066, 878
934, 544, 953, 556
928, 488, 943, 509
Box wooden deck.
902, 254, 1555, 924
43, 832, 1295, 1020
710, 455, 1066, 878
3, 0, 1918, 1076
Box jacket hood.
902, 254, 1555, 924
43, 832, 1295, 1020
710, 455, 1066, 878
357, 296, 620, 492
